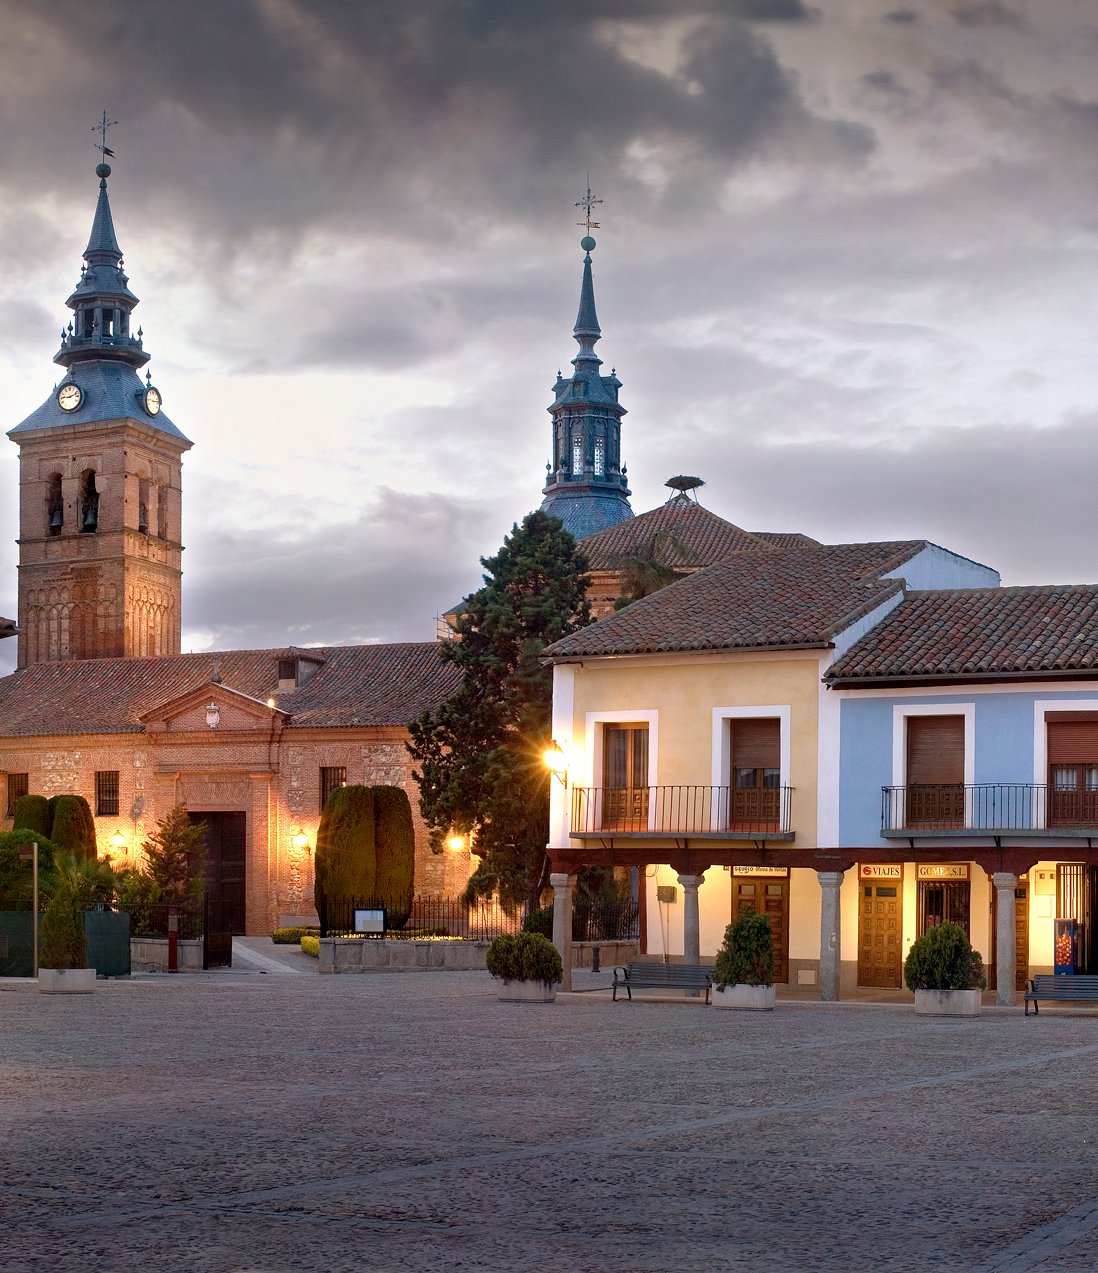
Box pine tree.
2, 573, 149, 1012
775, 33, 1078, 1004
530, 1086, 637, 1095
141, 805, 206, 909
409, 510, 590, 909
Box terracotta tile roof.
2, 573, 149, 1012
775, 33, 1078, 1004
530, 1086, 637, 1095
749, 531, 821, 550
578, 496, 770, 570
0, 643, 459, 737
544, 542, 923, 659
826, 586, 1098, 683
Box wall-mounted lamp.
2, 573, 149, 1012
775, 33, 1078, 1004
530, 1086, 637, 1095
543, 740, 569, 787
291, 827, 311, 855
446, 833, 466, 853
109, 829, 126, 853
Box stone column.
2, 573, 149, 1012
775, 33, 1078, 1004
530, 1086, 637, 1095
817, 870, 845, 1002
993, 871, 1019, 1007
677, 873, 704, 967
550, 871, 575, 992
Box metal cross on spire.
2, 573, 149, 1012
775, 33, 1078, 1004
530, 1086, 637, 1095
575, 177, 602, 234
92, 110, 117, 158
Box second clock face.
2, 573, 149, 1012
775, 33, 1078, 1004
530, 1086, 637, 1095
58, 383, 82, 412
144, 386, 162, 416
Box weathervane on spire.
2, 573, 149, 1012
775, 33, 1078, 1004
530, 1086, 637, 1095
92, 110, 117, 159
575, 177, 602, 236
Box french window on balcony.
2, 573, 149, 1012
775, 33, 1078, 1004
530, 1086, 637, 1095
1047, 715, 1098, 828
904, 715, 964, 829
602, 724, 649, 830
730, 718, 780, 831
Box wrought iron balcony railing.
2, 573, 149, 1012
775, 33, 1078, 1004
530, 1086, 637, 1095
570, 785, 793, 836
881, 784, 1098, 833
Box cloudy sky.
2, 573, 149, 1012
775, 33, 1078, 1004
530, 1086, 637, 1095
3, 0, 1098, 675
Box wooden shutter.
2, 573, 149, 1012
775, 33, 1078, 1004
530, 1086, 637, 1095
1047, 715, 1098, 764
906, 716, 963, 785
731, 719, 780, 770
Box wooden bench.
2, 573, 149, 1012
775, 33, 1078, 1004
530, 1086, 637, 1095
1024, 974, 1098, 1015
612, 962, 712, 1004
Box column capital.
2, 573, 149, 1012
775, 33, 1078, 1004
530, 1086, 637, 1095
993, 871, 1019, 890
549, 872, 575, 892
817, 870, 845, 889
676, 872, 704, 890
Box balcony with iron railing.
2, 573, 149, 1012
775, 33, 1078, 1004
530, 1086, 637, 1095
881, 784, 1098, 837
569, 785, 794, 839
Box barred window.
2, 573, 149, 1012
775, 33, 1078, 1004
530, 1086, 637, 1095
6, 773, 28, 818
320, 766, 346, 813
96, 770, 120, 817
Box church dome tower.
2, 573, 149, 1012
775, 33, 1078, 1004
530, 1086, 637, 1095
7, 154, 192, 668
540, 222, 633, 539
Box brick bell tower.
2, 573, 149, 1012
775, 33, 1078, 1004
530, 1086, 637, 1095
7, 149, 192, 668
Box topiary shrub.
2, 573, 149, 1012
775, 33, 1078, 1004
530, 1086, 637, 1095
300, 935, 320, 958
48, 795, 97, 862
314, 785, 377, 925
486, 931, 563, 986
272, 926, 306, 944
39, 881, 87, 970
373, 786, 415, 930
522, 905, 554, 939
714, 906, 775, 989
903, 922, 986, 991
12, 794, 50, 837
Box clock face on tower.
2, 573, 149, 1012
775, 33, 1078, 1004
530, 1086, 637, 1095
57, 382, 83, 412
143, 386, 162, 416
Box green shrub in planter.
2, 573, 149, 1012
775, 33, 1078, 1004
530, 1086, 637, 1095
486, 932, 562, 986
522, 905, 554, 939
903, 922, 986, 991
40, 882, 87, 970
714, 906, 774, 989
300, 935, 320, 958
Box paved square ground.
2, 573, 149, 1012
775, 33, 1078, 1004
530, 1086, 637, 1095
5, 957, 1098, 1272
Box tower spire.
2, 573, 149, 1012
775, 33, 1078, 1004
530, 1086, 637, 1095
539, 186, 633, 539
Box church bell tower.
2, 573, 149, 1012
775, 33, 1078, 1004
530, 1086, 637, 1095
7, 149, 192, 668
540, 191, 633, 539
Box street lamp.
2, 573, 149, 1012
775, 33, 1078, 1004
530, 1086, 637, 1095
543, 740, 569, 787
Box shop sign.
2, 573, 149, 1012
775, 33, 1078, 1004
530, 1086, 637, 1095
732, 866, 789, 877
917, 863, 969, 881
859, 864, 902, 879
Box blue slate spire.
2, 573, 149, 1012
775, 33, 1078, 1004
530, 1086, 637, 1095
540, 233, 633, 539
9, 159, 187, 442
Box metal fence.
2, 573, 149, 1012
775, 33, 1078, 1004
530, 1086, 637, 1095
572, 895, 639, 942
881, 784, 1054, 832
571, 785, 793, 835
321, 894, 531, 940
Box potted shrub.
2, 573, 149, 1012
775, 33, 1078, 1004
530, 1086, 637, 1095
486, 931, 562, 1002
904, 921, 986, 1016
712, 906, 776, 1010
38, 878, 95, 994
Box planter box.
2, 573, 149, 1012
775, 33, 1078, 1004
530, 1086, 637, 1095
496, 979, 557, 1003
712, 983, 776, 1011
129, 937, 204, 973
38, 968, 96, 995
914, 988, 982, 1017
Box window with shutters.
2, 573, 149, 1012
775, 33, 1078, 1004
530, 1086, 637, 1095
730, 718, 780, 829
1046, 713, 1098, 827
905, 715, 965, 827
601, 724, 649, 830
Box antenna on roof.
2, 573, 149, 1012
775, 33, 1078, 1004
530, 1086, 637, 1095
665, 475, 704, 503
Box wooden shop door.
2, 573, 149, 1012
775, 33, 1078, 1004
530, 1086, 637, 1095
858, 882, 903, 989
732, 876, 789, 984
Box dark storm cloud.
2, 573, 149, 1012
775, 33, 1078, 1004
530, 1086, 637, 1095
950, 2, 1026, 27
884, 9, 919, 21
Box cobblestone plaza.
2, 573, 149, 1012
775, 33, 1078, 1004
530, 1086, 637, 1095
5, 953, 1098, 1272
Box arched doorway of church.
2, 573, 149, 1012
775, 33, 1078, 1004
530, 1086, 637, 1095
189, 811, 247, 934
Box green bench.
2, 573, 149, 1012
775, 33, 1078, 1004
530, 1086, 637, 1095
1024, 974, 1098, 1015
612, 962, 712, 1004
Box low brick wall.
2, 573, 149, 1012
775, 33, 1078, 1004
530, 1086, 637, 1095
572, 941, 640, 969
130, 937, 204, 973
320, 938, 491, 974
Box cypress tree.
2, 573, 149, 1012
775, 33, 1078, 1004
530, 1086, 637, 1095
313, 786, 377, 922
12, 794, 50, 837
49, 795, 97, 862
372, 786, 415, 929
39, 880, 86, 970
409, 510, 590, 908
